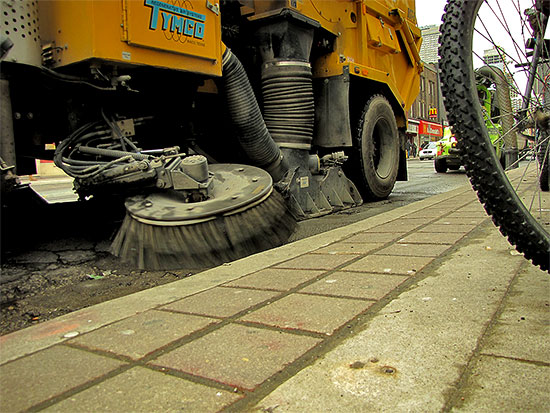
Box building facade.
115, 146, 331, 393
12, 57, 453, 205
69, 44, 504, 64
419, 25, 439, 64
406, 25, 446, 154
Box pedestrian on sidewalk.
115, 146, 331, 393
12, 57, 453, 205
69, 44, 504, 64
405, 140, 412, 158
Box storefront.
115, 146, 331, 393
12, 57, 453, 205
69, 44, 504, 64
406, 119, 420, 156
418, 120, 443, 145
406, 119, 443, 156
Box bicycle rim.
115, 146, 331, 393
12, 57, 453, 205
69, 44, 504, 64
440, 0, 550, 271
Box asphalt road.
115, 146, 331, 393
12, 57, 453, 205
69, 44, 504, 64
290, 158, 469, 241
8, 158, 470, 248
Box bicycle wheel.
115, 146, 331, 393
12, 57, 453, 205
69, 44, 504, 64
439, 0, 550, 271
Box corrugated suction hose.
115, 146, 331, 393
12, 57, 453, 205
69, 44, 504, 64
476, 66, 514, 136
221, 48, 285, 180
261, 61, 314, 150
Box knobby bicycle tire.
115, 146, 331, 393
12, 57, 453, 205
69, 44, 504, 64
439, 0, 550, 271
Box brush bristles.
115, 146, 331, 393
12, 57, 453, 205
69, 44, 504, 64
110, 191, 296, 270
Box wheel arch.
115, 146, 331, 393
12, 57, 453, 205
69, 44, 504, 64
349, 76, 407, 128
349, 76, 408, 181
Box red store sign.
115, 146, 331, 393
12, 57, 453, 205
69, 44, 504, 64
419, 121, 443, 137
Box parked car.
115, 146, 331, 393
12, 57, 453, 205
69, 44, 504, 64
419, 142, 438, 160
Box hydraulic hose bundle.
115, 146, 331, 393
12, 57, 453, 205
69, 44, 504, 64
110, 48, 299, 269
221, 48, 285, 180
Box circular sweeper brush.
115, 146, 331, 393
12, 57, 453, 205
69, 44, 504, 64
110, 164, 295, 270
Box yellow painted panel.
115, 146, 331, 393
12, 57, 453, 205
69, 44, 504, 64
125, 0, 220, 62
365, 14, 401, 54
303, 0, 420, 113
38, 1, 222, 76
38, 0, 96, 64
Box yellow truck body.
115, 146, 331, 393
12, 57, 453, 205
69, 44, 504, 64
37, 0, 421, 115
1, 0, 422, 220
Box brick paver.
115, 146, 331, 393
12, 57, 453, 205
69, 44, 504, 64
342, 255, 434, 275
311, 242, 384, 255
224, 268, 325, 291
458, 203, 487, 212
274, 253, 356, 270
301, 271, 408, 300
401, 209, 449, 219
445, 212, 488, 221
41, 366, 241, 412
160, 287, 278, 318
435, 199, 472, 209
367, 219, 425, 233
374, 243, 451, 257
0, 345, 124, 412
343, 232, 407, 243
433, 217, 485, 225
69, 310, 218, 360
150, 324, 321, 391
240, 293, 372, 335
418, 223, 476, 233
397, 231, 466, 245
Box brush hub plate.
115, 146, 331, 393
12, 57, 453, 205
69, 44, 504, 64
124, 164, 274, 225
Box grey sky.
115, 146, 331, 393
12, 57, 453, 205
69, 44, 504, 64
416, 0, 447, 27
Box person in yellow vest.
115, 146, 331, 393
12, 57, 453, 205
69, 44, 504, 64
434, 127, 461, 173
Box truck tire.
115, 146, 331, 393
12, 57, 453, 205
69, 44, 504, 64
434, 157, 447, 173
348, 95, 399, 200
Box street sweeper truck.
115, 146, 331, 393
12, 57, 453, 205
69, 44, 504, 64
0, 0, 422, 269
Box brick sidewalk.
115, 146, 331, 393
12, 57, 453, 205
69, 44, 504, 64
1, 184, 548, 412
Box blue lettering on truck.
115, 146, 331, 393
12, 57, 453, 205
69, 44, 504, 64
145, 0, 205, 39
